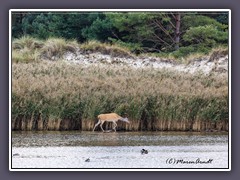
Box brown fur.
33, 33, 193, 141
97, 113, 122, 121
93, 113, 126, 132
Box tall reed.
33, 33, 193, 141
12, 61, 228, 131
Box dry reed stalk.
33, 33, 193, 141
12, 61, 228, 131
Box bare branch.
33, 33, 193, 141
171, 12, 176, 20
153, 19, 175, 43
168, 19, 176, 29
152, 31, 171, 46
111, 31, 120, 40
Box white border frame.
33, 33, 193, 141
9, 9, 231, 171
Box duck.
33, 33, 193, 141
141, 149, 148, 155
85, 158, 90, 162
12, 153, 20, 157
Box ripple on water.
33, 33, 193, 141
12, 131, 228, 147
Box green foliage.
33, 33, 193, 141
20, 13, 53, 39
177, 15, 228, 57
182, 15, 227, 31
202, 12, 229, 25
47, 13, 92, 41
106, 12, 173, 52
170, 46, 197, 58
108, 38, 143, 53
81, 16, 113, 41
215, 14, 228, 24
13, 12, 109, 41
12, 11, 229, 59
183, 25, 228, 46
12, 13, 25, 38
31, 13, 52, 39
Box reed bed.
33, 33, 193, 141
11, 61, 228, 131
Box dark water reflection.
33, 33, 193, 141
12, 131, 228, 147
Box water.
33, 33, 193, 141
11, 131, 229, 169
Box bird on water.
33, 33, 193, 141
141, 149, 148, 154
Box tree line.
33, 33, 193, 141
12, 11, 228, 57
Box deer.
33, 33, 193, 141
93, 113, 130, 132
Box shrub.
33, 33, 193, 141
80, 40, 134, 58
12, 36, 44, 50
183, 25, 228, 48
41, 38, 78, 59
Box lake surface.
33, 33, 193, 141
11, 131, 229, 169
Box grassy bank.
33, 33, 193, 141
12, 36, 228, 64
12, 61, 228, 131
12, 36, 135, 63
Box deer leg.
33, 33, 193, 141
93, 120, 101, 132
113, 122, 118, 132
100, 121, 105, 132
